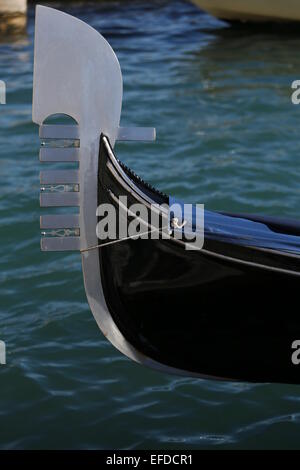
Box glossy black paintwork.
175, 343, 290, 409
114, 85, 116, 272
97, 137, 300, 383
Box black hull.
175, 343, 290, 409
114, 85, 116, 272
98, 136, 300, 383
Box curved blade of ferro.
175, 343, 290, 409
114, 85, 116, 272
32, 6, 162, 371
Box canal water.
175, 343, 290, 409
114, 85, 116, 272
1, 0, 300, 449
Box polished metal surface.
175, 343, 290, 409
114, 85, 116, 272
41, 236, 81, 251
40, 192, 80, 207
39, 148, 80, 162
40, 170, 79, 184
39, 124, 79, 139
33, 6, 186, 378
40, 214, 80, 229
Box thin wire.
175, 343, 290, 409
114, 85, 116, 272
80, 225, 170, 253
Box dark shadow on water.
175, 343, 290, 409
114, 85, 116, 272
205, 20, 300, 38
188, 20, 300, 74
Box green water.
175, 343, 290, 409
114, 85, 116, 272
1, 0, 300, 449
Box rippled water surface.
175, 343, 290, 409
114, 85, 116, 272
1, 0, 300, 449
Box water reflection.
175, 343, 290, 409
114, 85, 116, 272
0, 13, 27, 43
0, 0, 300, 450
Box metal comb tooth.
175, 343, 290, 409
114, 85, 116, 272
39, 124, 155, 142
41, 237, 81, 251
39, 124, 81, 251
40, 170, 79, 185
39, 148, 80, 162
40, 191, 80, 207
39, 124, 80, 139
40, 214, 80, 229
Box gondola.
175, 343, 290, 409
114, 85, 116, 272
33, 6, 300, 384
191, 0, 300, 23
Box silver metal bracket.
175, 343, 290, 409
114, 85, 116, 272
33, 6, 156, 254
39, 124, 156, 143
32, 5, 176, 377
